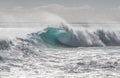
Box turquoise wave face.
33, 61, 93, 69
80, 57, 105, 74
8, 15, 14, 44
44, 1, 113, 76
30, 26, 120, 47
38, 27, 79, 47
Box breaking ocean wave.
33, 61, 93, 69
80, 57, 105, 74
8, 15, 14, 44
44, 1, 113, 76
31, 25, 120, 47
0, 22, 120, 78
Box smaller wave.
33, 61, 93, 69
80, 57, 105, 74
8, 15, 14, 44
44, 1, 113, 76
0, 40, 13, 50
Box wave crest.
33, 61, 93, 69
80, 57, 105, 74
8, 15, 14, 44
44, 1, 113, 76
28, 25, 120, 47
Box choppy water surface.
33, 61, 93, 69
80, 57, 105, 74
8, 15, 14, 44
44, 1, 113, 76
0, 46, 120, 78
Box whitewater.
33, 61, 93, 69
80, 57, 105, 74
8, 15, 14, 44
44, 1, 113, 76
0, 12, 120, 78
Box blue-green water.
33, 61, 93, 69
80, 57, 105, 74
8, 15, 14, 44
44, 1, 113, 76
38, 27, 79, 47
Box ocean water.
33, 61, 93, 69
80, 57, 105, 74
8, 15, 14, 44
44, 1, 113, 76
0, 23, 120, 78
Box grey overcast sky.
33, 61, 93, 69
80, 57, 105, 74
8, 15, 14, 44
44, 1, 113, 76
0, 0, 120, 23
0, 0, 119, 8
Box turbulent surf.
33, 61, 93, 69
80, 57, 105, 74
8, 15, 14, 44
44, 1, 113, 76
1, 23, 120, 78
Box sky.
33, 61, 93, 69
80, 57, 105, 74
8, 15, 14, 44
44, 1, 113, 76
0, 0, 119, 8
0, 0, 120, 23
